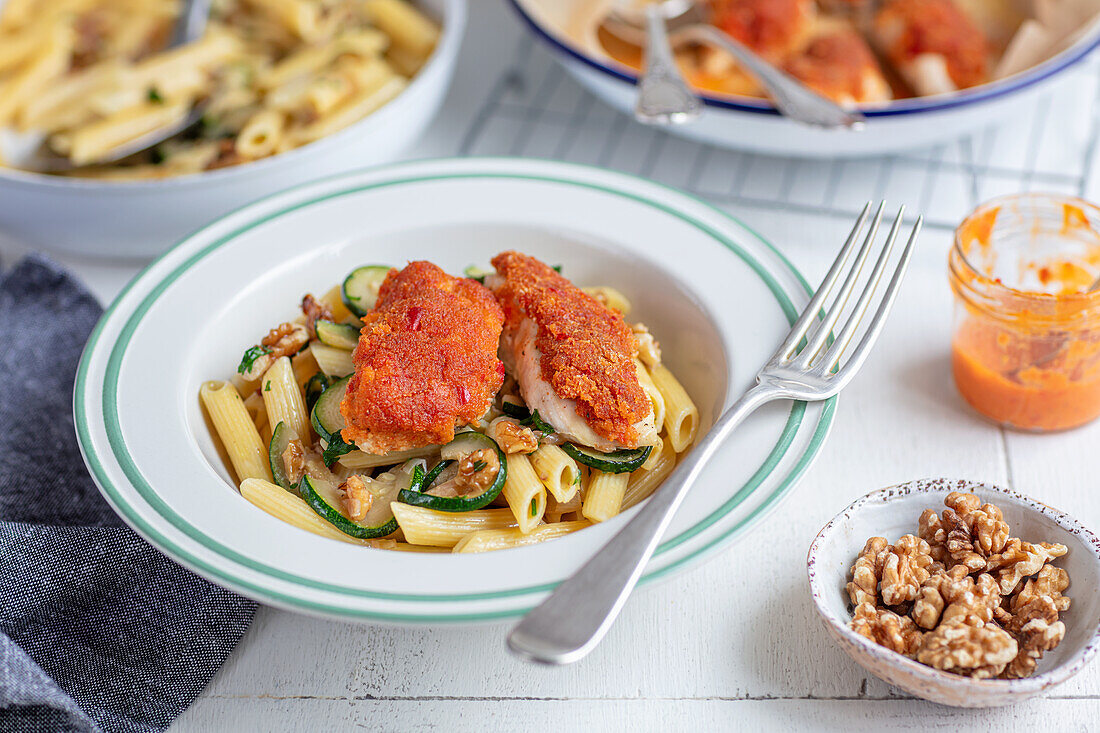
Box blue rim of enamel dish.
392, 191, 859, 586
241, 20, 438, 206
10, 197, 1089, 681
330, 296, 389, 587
505, 0, 1100, 118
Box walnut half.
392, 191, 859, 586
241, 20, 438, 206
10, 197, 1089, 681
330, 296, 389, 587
916, 618, 1018, 679
850, 602, 923, 658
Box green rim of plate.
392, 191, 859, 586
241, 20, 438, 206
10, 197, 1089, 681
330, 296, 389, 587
74, 161, 836, 622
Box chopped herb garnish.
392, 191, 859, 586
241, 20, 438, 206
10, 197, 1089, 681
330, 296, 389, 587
264, 381, 272, 392
147, 87, 164, 104
237, 345, 272, 375
529, 498, 538, 517
321, 430, 355, 467
150, 146, 167, 165
552, 264, 562, 273
472, 460, 487, 473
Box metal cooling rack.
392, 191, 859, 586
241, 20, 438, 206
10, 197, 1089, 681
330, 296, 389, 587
456, 35, 1100, 231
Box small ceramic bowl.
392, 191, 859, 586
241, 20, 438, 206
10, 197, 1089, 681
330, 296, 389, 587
807, 478, 1100, 707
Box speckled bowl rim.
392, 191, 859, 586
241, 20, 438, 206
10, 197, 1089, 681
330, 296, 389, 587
807, 477, 1100, 698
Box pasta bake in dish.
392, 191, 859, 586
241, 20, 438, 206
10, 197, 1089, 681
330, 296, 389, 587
0, 0, 438, 178
200, 253, 700, 553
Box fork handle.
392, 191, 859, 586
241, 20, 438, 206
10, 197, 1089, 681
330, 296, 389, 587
507, 384, 776, 665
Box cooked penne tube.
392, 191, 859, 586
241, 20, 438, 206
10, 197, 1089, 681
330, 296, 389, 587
582, 285, 632, 315
248, 0, 322, 40
60, 101, 190, 165
338, 445, 438, 469
235, 109, 286, 159
649, 363, 699, 453
261, 356, 310, 442
582, 470, 629, 523
502, 453, 547, 533
201, 381, 273, 483
309, 342, 354, 377
364, 0, 438, 57
635, 358, 666, 429
390, 504, 518, 547
0, 25, 73, 126
528, 444, 580, 503
623, 441, 678, 511
290, 72, 406, 144
318, 285, 354, 322
241, 477, 376, 545
640, 435, 664, 471
453, 521, 591, 553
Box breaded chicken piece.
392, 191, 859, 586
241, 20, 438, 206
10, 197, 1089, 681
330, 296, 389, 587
783, 30, 892, 106
708, 0, 816, 62
487, 252, 656, 452
340, 261, 505, 454
873, 0, 989, 94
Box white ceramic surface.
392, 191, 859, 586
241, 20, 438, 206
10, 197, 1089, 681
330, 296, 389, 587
509, 0, 1100, 158
0, 0, 464, 260
74, 157, 835, 624
807, 478, 1100, 707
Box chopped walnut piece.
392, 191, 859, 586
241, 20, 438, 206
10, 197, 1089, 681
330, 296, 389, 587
242, 322, 310, 381
880, 535, 936, 606
912, 566, 1001, 630
916, 618, 1018, 679
301, 293, 334, 338
428, 449, 501, 498
945, 491, 1010, 556
850, 602, 923, 658
1012, 565, 1071, 614
631, 323, 662, 367
282, 440, 307, 485
488, 417, 539, 454
918, 509, 948, 564
998, 595, 1066, 679
340, 475, 374, 522
846, 536, 888, 606
985, 539, 1069, 595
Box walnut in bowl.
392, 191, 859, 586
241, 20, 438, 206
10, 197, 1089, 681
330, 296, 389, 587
807, 478, 1100, 707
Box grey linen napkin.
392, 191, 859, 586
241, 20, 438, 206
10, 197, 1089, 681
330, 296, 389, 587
0, 255, 256, 733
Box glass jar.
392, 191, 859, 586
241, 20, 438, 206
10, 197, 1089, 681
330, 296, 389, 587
949, 193, 1100, 432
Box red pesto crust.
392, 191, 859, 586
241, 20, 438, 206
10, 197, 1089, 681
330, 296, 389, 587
783, 30, 884, 102
340, 261, 505, 453
874, 0, 989, 89
490, 251, 649, 446
709, 0, 815, 61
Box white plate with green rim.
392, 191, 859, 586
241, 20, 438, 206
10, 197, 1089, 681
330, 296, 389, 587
74, 157, 836, 623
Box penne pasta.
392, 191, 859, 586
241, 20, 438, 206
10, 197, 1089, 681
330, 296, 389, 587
528, 444, 580, 503
582, 470, 629, 523
623, 441, 678, 511
201, 380, 273, 483
453, 521, 591, 553
649, 363, 700, 453
261, 356, 310, 442
364, 0, 438, 57
635, 358, 666, 430
390, 504, 518, 548
241, 477, 376, 545
309, 342, 355, 377
582, 285, 632, 315
501, 453, 547, 534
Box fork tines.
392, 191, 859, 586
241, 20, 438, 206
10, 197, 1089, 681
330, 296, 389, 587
770, 201, 922, 385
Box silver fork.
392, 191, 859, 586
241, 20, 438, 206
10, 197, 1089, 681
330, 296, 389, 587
507, 202, 922, 665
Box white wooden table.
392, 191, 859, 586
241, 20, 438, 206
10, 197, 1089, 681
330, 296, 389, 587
5, 2, 1100, 730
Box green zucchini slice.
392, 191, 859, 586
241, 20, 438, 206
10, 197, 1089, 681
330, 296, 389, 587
341, 265, 391, 317
315, 320, 360, 350
397, 432, 506, 512
268, 421, 296, 490
304, 372, 330, 411
298, 474, 398, 539
562, 443, 651, 474
310, 375, 349, 443
499, 402, 554, 433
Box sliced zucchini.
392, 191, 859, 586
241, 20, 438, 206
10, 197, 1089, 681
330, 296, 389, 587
463, 265, 492, 283
498, 402, 554, 433
298, 474, 397, 539
321, 430, 355, 467
500, 401, 529, 420
268, 421, 296, 490
397, 432, 506, 512
304, 372, 330, 411
342, 265, 391, 317
310, 375, 349, 442
562, 443, 651, 474
315, 320, 360, 350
